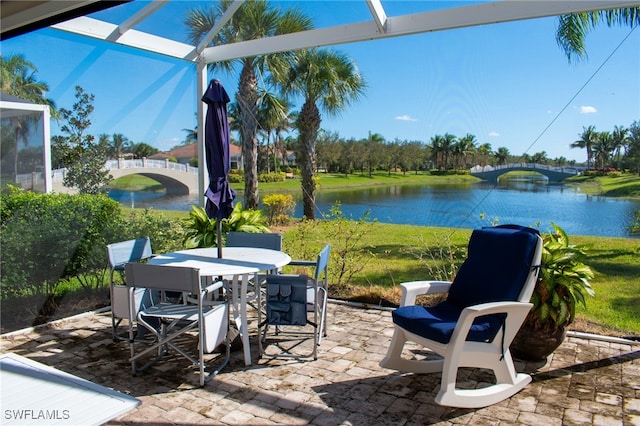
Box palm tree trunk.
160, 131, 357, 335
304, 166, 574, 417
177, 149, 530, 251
297, 100, 320, 219
238, 64, 260, 209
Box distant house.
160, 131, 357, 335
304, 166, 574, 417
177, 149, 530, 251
150, 143, 242, 169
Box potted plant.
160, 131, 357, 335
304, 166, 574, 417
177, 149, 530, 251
511, 223, 595, 361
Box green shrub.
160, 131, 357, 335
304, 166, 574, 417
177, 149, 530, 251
258, 172, 286, 183
263, 193, 295, 225
1, 188, 121, 301
228, 169, 244, 183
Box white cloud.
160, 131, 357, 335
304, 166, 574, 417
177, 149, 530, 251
580, 105, 597, 114
488, 131, 500, 137
394, 114, 418, 122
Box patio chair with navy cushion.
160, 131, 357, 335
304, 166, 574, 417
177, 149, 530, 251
259, 244, 330, 360
225, 232, 283, 347
380, 225, 543, 408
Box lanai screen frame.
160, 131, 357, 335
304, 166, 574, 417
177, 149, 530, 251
49, 0, 639, 206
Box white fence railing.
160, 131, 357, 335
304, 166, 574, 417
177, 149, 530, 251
53, 158, 198, 181
470, 163, 581, 175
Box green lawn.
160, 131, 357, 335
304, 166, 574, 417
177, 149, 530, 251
274, 220, 640, 337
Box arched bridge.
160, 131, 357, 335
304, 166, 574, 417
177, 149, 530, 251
52, 158, 199, 194
470, 163, 580, 183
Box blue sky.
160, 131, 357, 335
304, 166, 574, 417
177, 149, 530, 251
2, 1, 638, 162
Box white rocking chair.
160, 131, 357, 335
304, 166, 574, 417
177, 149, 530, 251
380, 225, 543, 408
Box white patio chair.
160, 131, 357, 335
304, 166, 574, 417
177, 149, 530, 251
124, 262, 230, 387
259, 244, 330, 360
380, 225, 542, 408
106, 237, 156, 341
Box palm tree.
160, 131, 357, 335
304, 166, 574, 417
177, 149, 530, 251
494, 147, 510, 165
185, 0, 313, 209
592, 131, 614, 169
279, 48, 365, 219
556, 7, 640, 62
454, 133, 477, 170
429, 135, 444, 170
476, 142, 493, 166
110, 133, 131, 159
441, 133, 457, 170
611, 125, 630, 169
626, 121, 640, 175
571, 125, 598, 169
257, 89, 288, 173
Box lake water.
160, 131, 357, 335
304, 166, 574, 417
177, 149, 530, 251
109, 176, 640, 238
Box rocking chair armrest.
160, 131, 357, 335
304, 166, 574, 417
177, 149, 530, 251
448, 301, 534, 347
460, 301, 534, 319
400, 280, 453, 306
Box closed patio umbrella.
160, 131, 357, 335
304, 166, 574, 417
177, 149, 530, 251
202, 79, 236, 257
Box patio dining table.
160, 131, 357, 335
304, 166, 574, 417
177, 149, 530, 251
149, 246, 291, 366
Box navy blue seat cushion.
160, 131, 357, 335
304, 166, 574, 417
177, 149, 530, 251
392, 225, 539, 344
392, 303, 506, 344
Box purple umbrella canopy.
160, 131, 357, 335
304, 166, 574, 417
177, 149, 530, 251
202, 79, 236, 222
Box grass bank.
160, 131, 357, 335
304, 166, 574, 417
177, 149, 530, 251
566, 173, 640, 198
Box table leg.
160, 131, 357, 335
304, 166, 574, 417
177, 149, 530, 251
231, 274, 252, 366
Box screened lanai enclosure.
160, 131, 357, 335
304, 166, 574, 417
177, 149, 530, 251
2, 0, 636, 200
0, 93, 52, 193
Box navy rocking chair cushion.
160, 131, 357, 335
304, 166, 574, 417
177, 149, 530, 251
392, 225, 539, 344
447, 225, 539, 309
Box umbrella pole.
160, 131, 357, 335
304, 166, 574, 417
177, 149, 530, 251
217, 220, 223, 258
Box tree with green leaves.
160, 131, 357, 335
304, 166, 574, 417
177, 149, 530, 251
279, 48, 366, 219
185, 0, 313, 209
556, 7, 640, 62
571, 125, 598, 169
626, 121, 640, 175
494, 147, 510, 165
131, 142, 158, 159
52, 86, 111, 194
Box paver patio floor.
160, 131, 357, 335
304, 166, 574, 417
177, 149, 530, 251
1, 302, 639, 425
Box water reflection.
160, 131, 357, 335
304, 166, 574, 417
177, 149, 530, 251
108, 176, 640, 238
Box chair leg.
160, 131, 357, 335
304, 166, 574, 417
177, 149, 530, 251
379, 328, 444, 374
435, 346, 532, 408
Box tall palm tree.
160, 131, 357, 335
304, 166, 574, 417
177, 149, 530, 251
441, 133, 457, 170
494, 147, 510, 165
592, 131, 615, 169
611, 125, 630, 169
279, 48, 365, 219
185, 0, 313, 209
110, 133, 131, 159
571, 125, 598, 169
556, 7, 640, 62
454, 133, 477, 170
476, 142, 493, 166
257, 89, 288, 173
429, 134, 445, 169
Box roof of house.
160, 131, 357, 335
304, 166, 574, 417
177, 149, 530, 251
150, 143, 241, 160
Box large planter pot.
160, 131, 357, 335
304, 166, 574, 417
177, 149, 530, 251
510, 323, 568, 362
